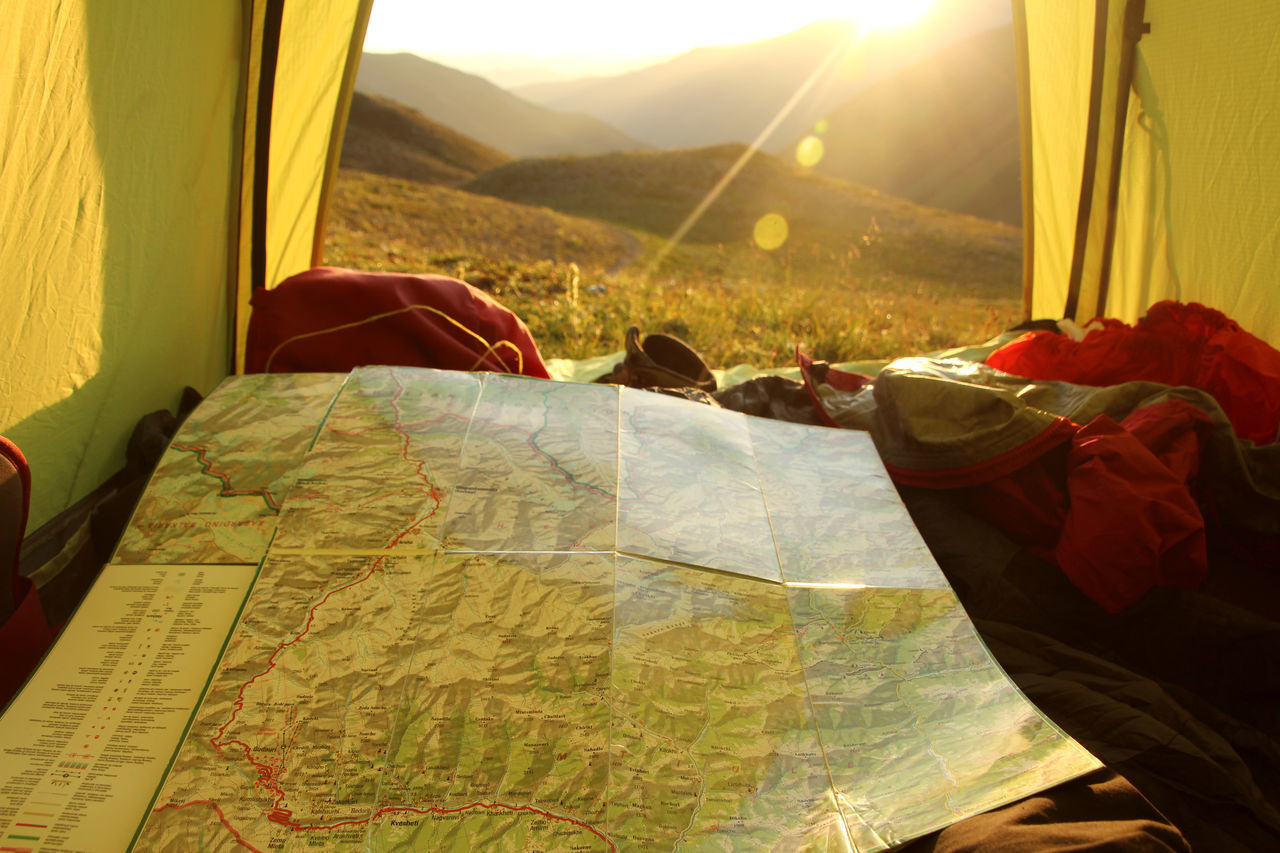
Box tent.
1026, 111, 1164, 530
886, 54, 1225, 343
1015, 0, 1280, 347
2, 2, 1278, 847
4, 0, 1280, 540
2, 1, 373, 537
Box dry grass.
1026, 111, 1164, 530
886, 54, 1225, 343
324, 158, 1023, 368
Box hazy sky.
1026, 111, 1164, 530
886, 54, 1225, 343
363, 0, 937, 81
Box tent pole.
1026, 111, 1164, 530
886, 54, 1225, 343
227, 0, 257, 376
311, 0, 375, 269
1093, 0, 1149, 317
250, 0, 287, 295
1012, 0, 1035, 321
1063, 0, 1111, 321
232, 0, 287, 374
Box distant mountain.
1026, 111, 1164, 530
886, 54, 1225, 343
355, 52, 646, 158
514, 0, 1011, 150
340, 91, 511, 187
516, 20, 857, 149
797, 24, 1022, 225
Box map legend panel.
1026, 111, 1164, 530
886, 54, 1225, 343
0, 564, 254, 852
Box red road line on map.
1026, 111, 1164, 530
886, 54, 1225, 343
211, 554, 388, 803
172, 443, 281, 511
759, 617, 823, 649
182, 369, 615, 852
387, 371, 444, 543
151, 800, 264, 852
206, 368, 447, 815
274, 801, 615, 850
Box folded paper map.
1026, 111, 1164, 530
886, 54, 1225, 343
3, 367, 1099, 852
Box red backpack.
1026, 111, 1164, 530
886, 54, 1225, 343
245, 267, 551, 377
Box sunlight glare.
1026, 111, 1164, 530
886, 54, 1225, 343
849, 0, 935, 35
796, 135, 825, 167
754, 214, 790, 251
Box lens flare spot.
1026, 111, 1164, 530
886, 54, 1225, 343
814, 119, 830, 135
753, 213, 789, 251
796, 135, 825, 168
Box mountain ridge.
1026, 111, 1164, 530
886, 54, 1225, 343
356, 52, 646, 158
511, 0, 1011, 150
797, 24, 1021, 225
340, 91, 512, 186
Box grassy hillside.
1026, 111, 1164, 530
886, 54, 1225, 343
797, 25, 1021, 225
356, 52, 645, 157
326, 170, 636, 274
326, 174, 1021, 365
340, 92, 512, 186
325, 91, 1023, 368
464, 145, 1021, 293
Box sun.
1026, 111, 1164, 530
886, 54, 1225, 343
847, 0, 935, 35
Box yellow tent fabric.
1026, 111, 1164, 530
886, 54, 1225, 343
1018, 1, 1095, 325
1110, 0, 1280, 345
1020, 0, 1280, 348
4, 0, 1278, 537
1, 0, 370, 531
234, 0, 374, 371
1, 4, 239, 531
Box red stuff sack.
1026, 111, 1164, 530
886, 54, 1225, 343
245, 267, 551, 378
987, 301, 1280, 445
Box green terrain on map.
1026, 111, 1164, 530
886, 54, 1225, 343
130, 367, 1097, 852
116, 372, 345, 565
